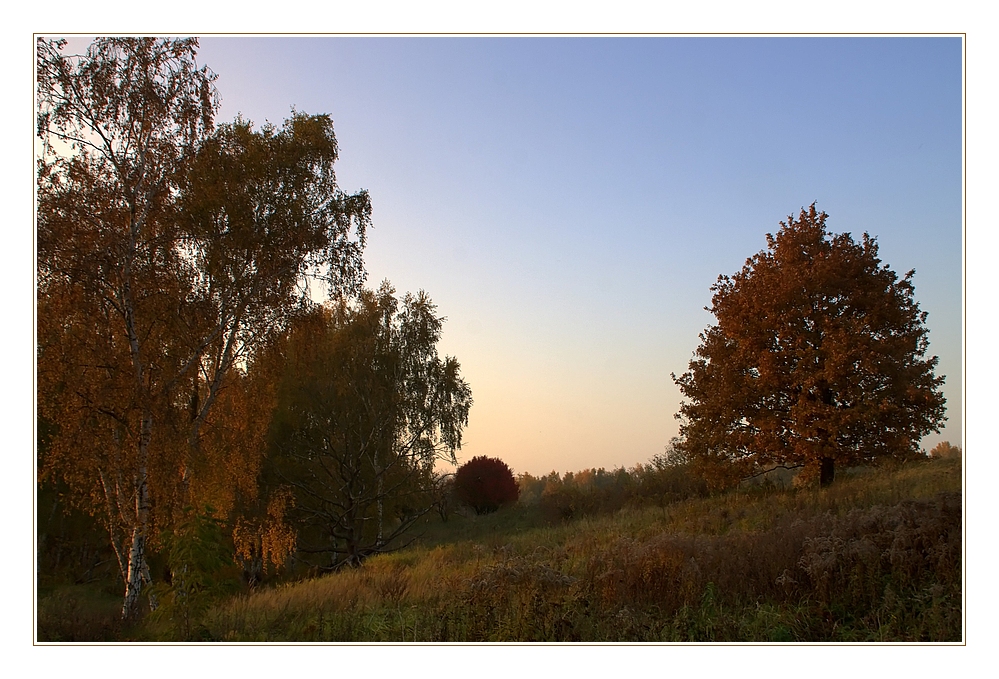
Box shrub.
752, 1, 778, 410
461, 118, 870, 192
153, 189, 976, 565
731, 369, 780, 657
455, 456, 519, 514
517, 472, 553, 506
634, 447, 709, 510
432, 473, 456, 522
148, 506, 242, 641
929, 441, 961, 459
537, 468, 636, 522
37, 585, 125, 642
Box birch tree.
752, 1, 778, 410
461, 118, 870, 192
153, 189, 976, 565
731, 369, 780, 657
36, 37, 370, 618
265, 283, 472, 570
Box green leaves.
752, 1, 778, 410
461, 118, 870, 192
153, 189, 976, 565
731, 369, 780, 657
264, 283, 472, 570
149, 506, 241, 641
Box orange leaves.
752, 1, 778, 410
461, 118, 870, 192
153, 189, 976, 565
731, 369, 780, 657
674, 205, 946, 485
233, 487, 297, 574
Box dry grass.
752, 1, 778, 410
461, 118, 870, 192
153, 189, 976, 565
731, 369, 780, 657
37, 584, 127, 642
199, 457, 962, 642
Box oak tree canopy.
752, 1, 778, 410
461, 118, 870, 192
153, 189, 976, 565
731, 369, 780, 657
672, 205, 946, 488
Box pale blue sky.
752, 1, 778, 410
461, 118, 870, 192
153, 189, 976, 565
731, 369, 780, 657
191, 37, 962, 476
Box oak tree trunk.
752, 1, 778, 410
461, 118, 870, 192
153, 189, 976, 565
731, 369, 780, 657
819, 456, 835, 488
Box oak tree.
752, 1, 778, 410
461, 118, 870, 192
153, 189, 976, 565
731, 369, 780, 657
672, 205, 946, 488
264, 283, 472, 570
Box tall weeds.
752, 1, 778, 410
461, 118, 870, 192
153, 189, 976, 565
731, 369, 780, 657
200, 457, 962, 642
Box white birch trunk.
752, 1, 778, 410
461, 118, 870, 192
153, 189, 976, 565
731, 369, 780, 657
122, 413, 152, 620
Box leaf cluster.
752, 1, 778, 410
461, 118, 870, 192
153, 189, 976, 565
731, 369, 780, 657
148, 505, 242, 641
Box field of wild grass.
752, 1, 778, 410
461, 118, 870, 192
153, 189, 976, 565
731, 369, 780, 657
199, 457, 962, 642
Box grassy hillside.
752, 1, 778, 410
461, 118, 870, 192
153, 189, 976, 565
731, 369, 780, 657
197, 456, 962, 642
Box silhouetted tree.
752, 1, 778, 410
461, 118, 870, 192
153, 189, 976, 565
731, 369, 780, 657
265, 283, 472, 569
431, 473, 456, 523
673, 205, 946, 488
455, 456, 519, 514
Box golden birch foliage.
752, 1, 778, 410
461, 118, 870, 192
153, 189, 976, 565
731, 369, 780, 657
37, 37, 371, 614
184, 368, 275, 520
37, 39, 219, 597
233, 487, 298, 574
929, 441, 961, 459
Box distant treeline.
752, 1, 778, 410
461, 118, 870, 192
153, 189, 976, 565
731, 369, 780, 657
514, 438, 961, 526
516, 454, 710, 523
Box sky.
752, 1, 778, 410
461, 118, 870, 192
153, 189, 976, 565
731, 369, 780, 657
10, 6, 994, 671
192, 36, 964, 477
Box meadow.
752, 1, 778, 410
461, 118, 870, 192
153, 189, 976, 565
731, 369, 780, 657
150, 455, 965, 643
36, 455, 961, 643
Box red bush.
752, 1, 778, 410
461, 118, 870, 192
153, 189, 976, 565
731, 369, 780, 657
455, 456, 520, 514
